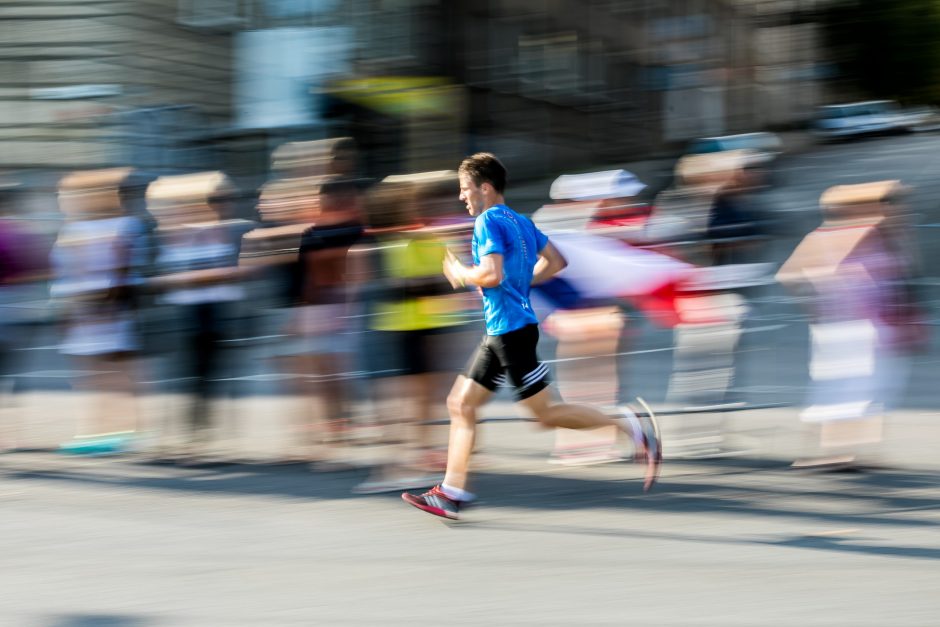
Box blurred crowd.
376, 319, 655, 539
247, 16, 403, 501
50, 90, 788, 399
0, 138, 929, 489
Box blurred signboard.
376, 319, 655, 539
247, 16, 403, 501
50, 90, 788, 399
324, 76, 459, 118
323, 76, 466, 175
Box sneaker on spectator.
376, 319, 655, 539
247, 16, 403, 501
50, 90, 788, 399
630, 400, 662, 492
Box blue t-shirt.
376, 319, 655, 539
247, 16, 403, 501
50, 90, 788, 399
472, 204, 549, 335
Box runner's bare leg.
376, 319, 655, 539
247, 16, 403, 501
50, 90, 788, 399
442, 375, 493, 491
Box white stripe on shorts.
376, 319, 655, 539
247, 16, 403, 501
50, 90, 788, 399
522, 363, 548, 385
519, 365, 548, 390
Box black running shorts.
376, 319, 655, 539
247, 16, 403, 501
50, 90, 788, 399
464, 323, 550, 401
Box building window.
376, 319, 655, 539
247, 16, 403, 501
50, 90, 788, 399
518, 32, 581, 97
177, 0, 250, 29
260, 0, 340, 25
356, 0, 416, 63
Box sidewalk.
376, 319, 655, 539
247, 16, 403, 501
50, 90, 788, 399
4, 390, 939, 472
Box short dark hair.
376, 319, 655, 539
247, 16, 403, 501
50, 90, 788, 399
318, 175, 360, 200
458, 152, 506, 194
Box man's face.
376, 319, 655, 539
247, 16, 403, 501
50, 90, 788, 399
458, 174, 487, 217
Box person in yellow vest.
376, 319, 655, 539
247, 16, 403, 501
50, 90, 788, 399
352, 173, 472, 493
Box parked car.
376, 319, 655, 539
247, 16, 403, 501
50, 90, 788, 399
898, 105, 940, 133
813, 100, 910, 141
686, 132, 782, 165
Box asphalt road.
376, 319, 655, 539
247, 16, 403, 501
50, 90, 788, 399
1, 413, 939, 626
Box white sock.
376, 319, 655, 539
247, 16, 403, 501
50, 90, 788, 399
619, 407, 645, 447
441, 483, 476, 502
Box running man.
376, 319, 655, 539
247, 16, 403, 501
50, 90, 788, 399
402, 153, 661, 520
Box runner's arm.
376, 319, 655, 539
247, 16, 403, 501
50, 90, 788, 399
444, 251, 503, 289
531, 241, 567, 286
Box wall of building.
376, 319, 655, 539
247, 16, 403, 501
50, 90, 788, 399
0, 0, 233, 170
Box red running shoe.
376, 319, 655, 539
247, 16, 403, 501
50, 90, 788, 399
402, 484, 462, 520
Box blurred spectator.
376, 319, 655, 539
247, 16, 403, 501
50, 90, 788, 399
350, 177, 444, 493
283, 175, 365, 468
707, 157, 772, 266
778, 180, 922, 468
643, 154, 724, 266
50, 169, 146, 453
645, 153, 768, 456
531, 171, 640, 465
0, 180, 47, 450
238, 139, 366, 465
351, 172, 464, 493
147, 172, 253, 455
582, 171, 654, 239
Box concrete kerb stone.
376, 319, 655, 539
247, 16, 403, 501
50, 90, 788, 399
3, 391, 939, 471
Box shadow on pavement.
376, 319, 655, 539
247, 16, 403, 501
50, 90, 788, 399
2, 454, 938, 538
762, 535, 940, 561
463, 519, 940, 562
467, 468, 940, 528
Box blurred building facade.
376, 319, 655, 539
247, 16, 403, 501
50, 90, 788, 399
0, 0, 834, 177
741, 0, 833, 129
0, 0, 236, 171
447, 0, 835, 176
